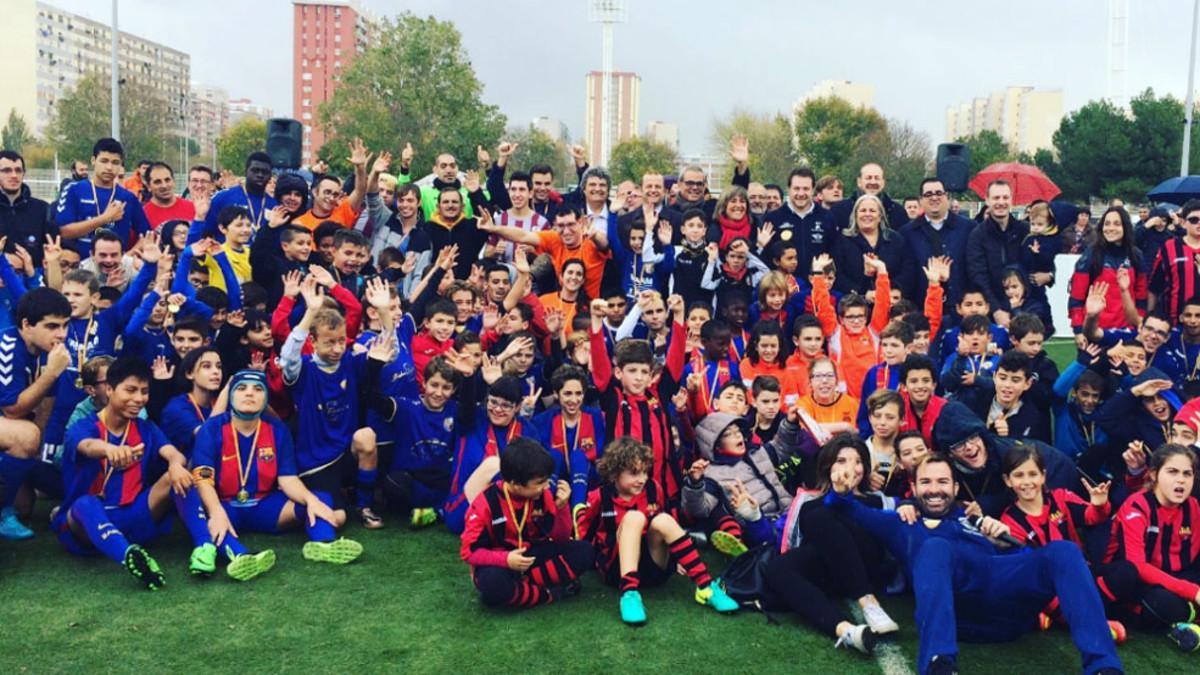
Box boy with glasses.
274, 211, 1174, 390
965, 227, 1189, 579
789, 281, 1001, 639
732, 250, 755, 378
1149, 198, 1200, 322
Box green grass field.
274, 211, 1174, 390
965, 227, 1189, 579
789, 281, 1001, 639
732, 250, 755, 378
0, 339, 1193, 674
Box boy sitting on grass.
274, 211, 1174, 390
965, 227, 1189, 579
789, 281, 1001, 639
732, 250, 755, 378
460, 438, 595, 609
578, 437, 739, 625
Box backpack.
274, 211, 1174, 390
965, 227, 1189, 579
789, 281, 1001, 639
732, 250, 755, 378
717, 542, 782, 617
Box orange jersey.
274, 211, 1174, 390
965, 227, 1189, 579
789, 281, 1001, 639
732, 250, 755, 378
738, 357, 800, 409
797, 392, 859, 427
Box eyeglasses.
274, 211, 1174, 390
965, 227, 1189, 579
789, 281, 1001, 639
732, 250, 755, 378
811, 372, 837, 380
842, 313, 867, 321
921, 190, 946, 199
487, 397, 516, 411
949, 435, 981, 454
1143, 326, 1170, 339
1186, 216, 1200, 225
682, 180, 706, 188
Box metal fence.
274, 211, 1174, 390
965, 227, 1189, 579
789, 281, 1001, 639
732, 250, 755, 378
23, 168, 70, 203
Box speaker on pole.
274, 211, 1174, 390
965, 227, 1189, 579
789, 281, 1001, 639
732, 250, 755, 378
266, 118, 303, 169
936, 143, 971, 193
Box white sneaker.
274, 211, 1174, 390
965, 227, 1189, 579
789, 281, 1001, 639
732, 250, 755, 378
834, 624, 876, 654
862, 602, 900, 634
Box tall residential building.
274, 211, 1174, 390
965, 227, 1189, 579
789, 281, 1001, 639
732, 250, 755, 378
292, 0, 371, 164
945, 87, 1064, 154
228, 98, 274, 123
531, 116, 568, 142
793, 79, 875, 115
190, 84, 228, 161
0, 0, 190, 138
584, 71, 640, 166
646, 121, 679, 152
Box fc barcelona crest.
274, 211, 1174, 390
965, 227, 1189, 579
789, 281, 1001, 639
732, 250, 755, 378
258, 446, 275, 462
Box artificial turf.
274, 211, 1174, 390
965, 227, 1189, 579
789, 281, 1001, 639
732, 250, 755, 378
0, 339, 1194, 674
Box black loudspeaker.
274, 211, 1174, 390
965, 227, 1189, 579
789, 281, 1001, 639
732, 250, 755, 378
266, 118, 303, 169
936, 143, 971, 193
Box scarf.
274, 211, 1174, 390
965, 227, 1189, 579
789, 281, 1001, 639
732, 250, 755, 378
718, 214, 751, 248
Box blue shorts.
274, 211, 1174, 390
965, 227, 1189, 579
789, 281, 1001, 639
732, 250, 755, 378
55, 491, 172, 556
224, 491, 292, 534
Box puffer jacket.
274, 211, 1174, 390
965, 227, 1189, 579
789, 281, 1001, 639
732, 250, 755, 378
681, 412, 815, 519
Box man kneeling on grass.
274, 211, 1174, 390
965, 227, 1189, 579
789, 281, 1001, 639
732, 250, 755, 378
188, 369, 362, 580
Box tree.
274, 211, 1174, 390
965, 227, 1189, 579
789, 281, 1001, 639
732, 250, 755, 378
608, 137, 679, 184
1052, 99, 1135, 201
792, 96, 887, 179
317, 13, 506, 176
45, 73, 176, 166
953, 129, 1014, 178
503, 125, 572, 185
709, 109, 795, 186
1, 109, 32, 153
879, 118, 933, 199
216, 118, 266, 171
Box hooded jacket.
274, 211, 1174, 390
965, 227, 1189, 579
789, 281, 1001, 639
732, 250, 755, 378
681, 412, 815, 520
932, 401, 1076, 516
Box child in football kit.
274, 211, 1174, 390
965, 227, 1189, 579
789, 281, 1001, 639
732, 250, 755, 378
578, 438, 739, 625
56, 358, 198, 590
189, 369, 362, 580
460, 438, 595, 609
279, 275, 383, 529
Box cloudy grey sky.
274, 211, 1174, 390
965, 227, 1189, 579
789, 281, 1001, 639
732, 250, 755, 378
50, 0, 1198, 155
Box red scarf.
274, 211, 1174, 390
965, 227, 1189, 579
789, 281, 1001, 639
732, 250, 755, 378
721, 262, 749, 282
550, 411, 598, 464
218, 421, 278, 501
485, 419, 522, 457
718, 214, 751, 248
91, 417, 145, 507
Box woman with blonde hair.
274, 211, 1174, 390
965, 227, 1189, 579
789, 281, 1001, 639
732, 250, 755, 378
832, 194, 912, 299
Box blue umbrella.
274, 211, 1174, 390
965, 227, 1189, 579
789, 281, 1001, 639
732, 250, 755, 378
1147, 175, 1200, 205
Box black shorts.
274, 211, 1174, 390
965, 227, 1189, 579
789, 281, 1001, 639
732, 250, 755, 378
602, 537, 674, 588
299, 451, 356, 509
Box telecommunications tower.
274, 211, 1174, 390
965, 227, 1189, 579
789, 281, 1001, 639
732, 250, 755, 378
588, 0, 628, 166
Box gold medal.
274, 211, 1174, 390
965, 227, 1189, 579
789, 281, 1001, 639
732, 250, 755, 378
236, 489, 250, 503
781, 229, 793, 241
75, 376, 83, 389
168, 303, 180, 314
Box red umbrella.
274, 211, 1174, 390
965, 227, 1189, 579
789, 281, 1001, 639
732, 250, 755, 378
968, 162, 1061, 204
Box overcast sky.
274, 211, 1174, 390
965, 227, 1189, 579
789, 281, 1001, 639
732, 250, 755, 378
49, 0, 1200, 156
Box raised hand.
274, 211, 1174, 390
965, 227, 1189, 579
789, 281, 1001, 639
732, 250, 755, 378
139, 230, 163, 265
364, 276, 392, 310
299, 274, 324, 308
347, 137, 370, 168
191, 192, 211, 221
497, 141, 518, 163
706, 241, 719, 262
464, 169, 481, 194
475, 205, 495, 231
226, 309, 247, 329
44, 236, 65, 267
1123, 441, 1149, 473
688, 458, 709, 481
544, 308, 564, 336
480, 352, 502, 384
371, 151, 392, 175
281, 269, 303, 298
267, 204, 290, 229
308, 264, 335, 289
1085, 281, 1109, 316
729, 134, 749, 166
1116, 266, 1131, 292
152, 354, 174, 381
756, 222, 775, 250
476, 145, 492, 168
1082, 478, 1111, 506
400, 142, 414, 169
812, 253, 833, 275
570, 144, 587, 166
657, 217, 673, 246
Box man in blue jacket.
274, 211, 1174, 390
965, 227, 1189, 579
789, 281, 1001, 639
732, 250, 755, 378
827, 454, 1122, 675
900, 177, 975, 312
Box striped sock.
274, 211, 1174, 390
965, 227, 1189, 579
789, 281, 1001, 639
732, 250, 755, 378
668, 535, 712, 589
528, 554, 579, 588
716, 514, 743, 540
508, 578, 552, 607
619, 571, 640, 592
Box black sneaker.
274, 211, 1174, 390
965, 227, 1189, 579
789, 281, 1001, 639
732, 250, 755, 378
551, 579, 583, 601
123, 544, 166, 591
1168, 622, 1200, 652
927, 655, 958, 675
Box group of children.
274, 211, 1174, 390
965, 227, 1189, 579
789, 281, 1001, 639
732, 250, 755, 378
7, 136, 1200, 674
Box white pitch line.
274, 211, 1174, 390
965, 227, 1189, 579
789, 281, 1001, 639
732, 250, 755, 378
847, 602, 915, 675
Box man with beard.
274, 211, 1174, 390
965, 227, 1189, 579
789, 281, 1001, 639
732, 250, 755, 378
932, 400, 1075, 516
142, 162, 194, 229
827, 453, 1123, 675
397, 143, 488, 220
0, 150, 58, 270
199, 152, 276, 242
